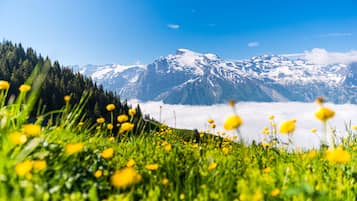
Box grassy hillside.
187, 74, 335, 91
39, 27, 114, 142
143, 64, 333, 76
0, 75, 356, 201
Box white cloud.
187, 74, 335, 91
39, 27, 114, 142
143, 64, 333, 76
167, 24, 180, 29
320, 32, 353, 37
129, 100, 357, 149
304, 48, 357, 65
247, 41, 259, 47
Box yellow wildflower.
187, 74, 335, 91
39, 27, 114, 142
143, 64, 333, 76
65, 143, 84, 155
15, 160, 33, 176
94, 170, 103, 178
119, 122, 134, 133
107, 123, 114, 130
164, 143, 172, 151
268, 115, 275, 120
279, 119, 296, 134
128, 108, 136, 116
180, 193, 185, 200
352, 125, 357, 130
19, 84, 31, 92
126, 159, 135, 167
78, 122, 84, 127
106, 104, 116, 111
145, 164, 159, 171
262, 127, 269, 134
110, 167, 142, 188
101, 148, 114, 159
33, 160, 47, 170
162, 178, 169, 187
208, 162, 217, 170
64, 95, 71, 103
311, 128, 317, 133
9, 132, 27, 145
96, 117, 105, 124
117, 114, 129, 123
252, 190, 263, 201
228, 100, 236, 107
315, 96, 325, 105
0, 80, 10, 90
23, 124, 41, 136
224, 115, 243, 130
208, 118, 214, 124
307, 150, 317, 159
326, 147, 351, 164
210, 124, 216, 129
263, 166, 271, 173
271, 188, 280, 197
315, 107, 335, 122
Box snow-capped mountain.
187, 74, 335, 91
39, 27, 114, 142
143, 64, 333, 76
71, 49, 357, 105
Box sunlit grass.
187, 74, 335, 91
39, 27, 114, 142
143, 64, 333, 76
0, 75, 356, 201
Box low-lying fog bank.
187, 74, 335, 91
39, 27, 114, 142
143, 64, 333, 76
129, 100, 357, 148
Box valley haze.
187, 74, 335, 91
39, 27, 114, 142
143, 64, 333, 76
131, 100, 357, 148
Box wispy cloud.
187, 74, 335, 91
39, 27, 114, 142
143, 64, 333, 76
304, 48, 357, 65
319, 32, 353, 37
167, 24, 180, 29
247, 41, 259, 47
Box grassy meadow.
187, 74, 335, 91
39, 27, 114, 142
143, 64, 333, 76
0, 79, 356, 201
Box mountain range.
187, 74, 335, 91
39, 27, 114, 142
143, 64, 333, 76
71, 49, 357, 105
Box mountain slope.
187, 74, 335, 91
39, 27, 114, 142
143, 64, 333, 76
72, 49, 357, 105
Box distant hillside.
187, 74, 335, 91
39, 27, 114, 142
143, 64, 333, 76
0, 41, 149, 131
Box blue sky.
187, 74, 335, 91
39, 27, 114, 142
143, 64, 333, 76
0, 0, 356, 65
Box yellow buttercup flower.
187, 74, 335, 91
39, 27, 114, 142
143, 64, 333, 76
65, 143, 84, 155
315, 107, 335, 122
119, 122, 134, 133
228, 100, 236, 107
94, 170, 103, 178
117, 114, 129, 123
326, 147, 351, 164
311, 128, 317, 133
110, 167, 142, 188
271, 188, 280, 197
162, 178, 169, 187
180, 193, 185, 200
208, 118, 214, 124
145, 164, 159, 171
101, 148, 114, 159
96, 117, 105, 124
268, 115, 275, 120
9, 132, 27, 145
0, 80, 10, 90
107, 123, 114, 130
163, 143, 172, 151
224, 115, 243, 130
15, 160, 33, 176
33, 160, 47, 170
208, 162, 217, 170
352, 125, 357, 130
315, 96, 325, 105
128, 108, 136, 116
106, 104, 116, 111
126, 159, 135, 167
23, 124, 41, 136
19, 84, 31, 92
63, 95, 71, 103
279, 119, 296, 134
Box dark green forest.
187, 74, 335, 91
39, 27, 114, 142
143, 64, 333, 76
0, 41, 150, 132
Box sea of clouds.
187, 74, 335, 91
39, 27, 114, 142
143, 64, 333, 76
129, 100, 357, 149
